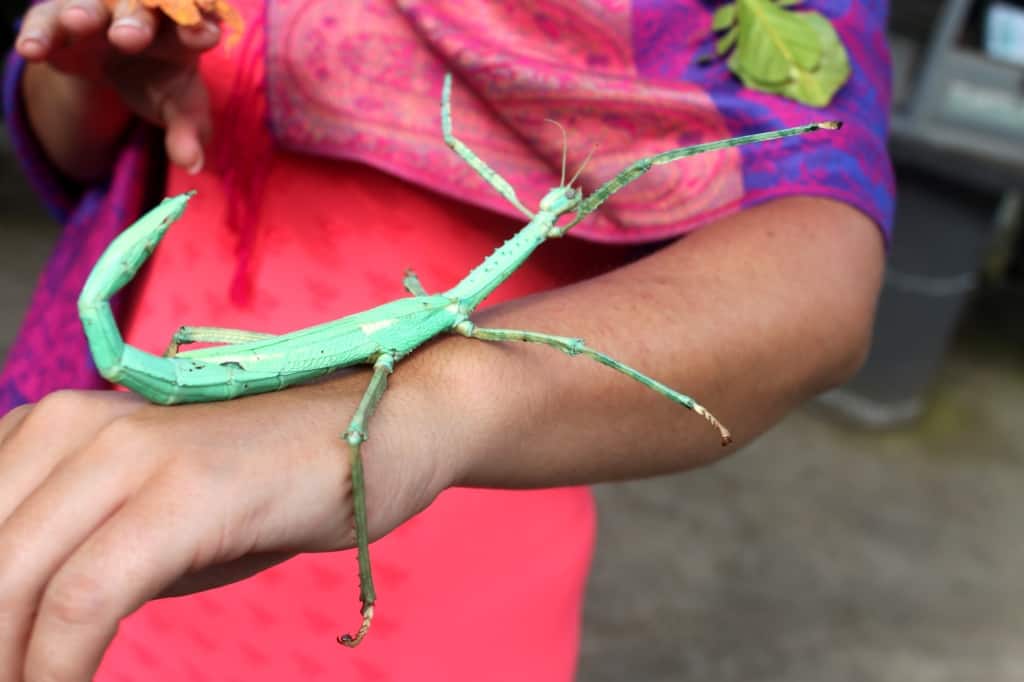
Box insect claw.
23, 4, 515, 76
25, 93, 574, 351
693, 404, 732, 446
337, 605, 374, 648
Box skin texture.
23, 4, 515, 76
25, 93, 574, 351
4, 1, 886, 679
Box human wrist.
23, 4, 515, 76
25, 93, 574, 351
372, 329, 520, 492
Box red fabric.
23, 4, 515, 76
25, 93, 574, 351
104, 111, 635, 682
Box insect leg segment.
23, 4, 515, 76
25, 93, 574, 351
337, 353, 396, 648
78, 192, 196, 386
441, 74, 534, 219
402, 269, 429, 297
164, 326, 276, 357
454, 322, 732, 446
560, 120, 840, 234
558, 157, 653, 235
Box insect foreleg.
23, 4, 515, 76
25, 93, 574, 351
454, 323, 732, 446
163, 326, 276, 357
556, 157, 652, 235
441, 74, 534, 219
559, 120, 841, 235
402, 269, 429, 297
337, 353, 396, 648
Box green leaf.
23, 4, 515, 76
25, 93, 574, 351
778, 12, 851, 107
733, 0, 822, 78
712, 3, 737, 31
703, 0, 851, 107
716, 25, 739, 55
728, 51, 788, 94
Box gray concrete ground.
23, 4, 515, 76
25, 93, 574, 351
581, 342, 1024, 682
2, 146, 1022, 681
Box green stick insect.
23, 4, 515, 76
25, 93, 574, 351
78, 72, 840, 647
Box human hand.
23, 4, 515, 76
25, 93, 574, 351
0, 374, 453, 680
14, 0, 223, 172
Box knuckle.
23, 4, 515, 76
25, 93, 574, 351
34, 389, 90, 420
0, 402, 32, 428
40, 570, 110, 629
18, 391, 88, 435
92, 414, 149, 454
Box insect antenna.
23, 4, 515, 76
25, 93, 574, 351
544, 118, 569, 187
567, 144, 598, 189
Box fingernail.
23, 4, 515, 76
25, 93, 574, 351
199, 18, 220, 35
16, 34, 45, 54
182, 19, 220, 42
188, 152, 204, 176
113, 15, 146, 30
64, 1, 96, 21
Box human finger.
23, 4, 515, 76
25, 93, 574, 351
22, 464, 245, 681
96, 17, 220, 66
160, 74, 212, 172
106, 0, 161, 54
113, 16, 220, 64
176, 16, 222, 51
14, 1, 65, 60
0, 422, 157, 679
0, 392, 142, 523
57, 0, 113, 35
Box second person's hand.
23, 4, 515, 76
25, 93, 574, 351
15, 0, 224, 178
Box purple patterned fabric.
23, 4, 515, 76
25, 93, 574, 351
635, 0, 893, 234
1, 54, 161, 411
1, 0, 894, 415
266, 0, 893, 243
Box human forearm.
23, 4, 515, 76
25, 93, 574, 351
21, 61, 133, 183
393, 196, 885, 489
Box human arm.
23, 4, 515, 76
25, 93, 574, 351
448, 195, 882, 486
0, 194, 882, 679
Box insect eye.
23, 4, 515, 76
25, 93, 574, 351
565, 188, 577, 199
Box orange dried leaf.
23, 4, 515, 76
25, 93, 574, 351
213, 0, 245, 39
143, 0, 203, 26
102, 0, 243, 36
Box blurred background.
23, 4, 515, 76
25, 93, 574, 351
1, 1, 1023, 680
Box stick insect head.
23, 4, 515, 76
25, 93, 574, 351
539, 184, 583, 214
